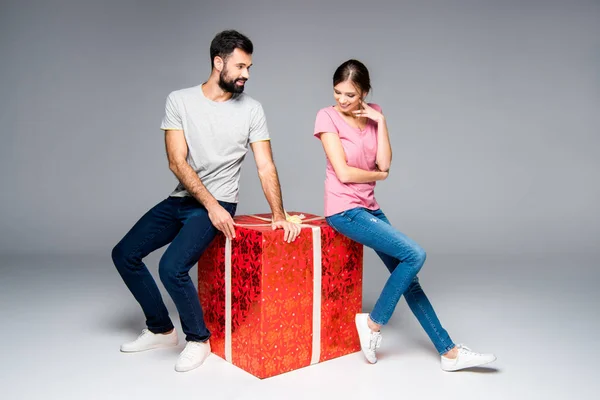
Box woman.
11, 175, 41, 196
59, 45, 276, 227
313, 59, 496, 371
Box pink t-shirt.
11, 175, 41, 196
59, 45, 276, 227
313, 104, 382, 217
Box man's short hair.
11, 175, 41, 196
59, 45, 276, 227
210, 30, 253, 68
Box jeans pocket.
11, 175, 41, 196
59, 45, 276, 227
327, 208, 362, 230
228, 204, 237, 217
341, 207, 362, 222
219, 201, 237, 217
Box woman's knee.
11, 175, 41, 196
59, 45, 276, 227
415, 246, 427, 265
407, 246, 427, 273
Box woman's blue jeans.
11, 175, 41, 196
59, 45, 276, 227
326, 207, 455, 355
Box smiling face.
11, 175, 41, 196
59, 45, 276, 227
333, 79, 366, 114
216, 48, 253, 94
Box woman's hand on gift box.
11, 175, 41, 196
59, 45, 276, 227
271, 220, 301, 243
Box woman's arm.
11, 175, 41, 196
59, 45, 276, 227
353, 102, 392, 172
320, 131, 388, 183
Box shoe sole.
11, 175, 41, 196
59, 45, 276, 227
442, 356, 497, 372
175, 354, 210, 372
120, 342, 178, 353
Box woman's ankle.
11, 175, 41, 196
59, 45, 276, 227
442, 346, 458, 359
367, 315, 382, 332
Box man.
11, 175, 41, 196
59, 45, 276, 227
111, 30, 301, 373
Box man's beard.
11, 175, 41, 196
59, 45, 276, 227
218, 68, 247, 94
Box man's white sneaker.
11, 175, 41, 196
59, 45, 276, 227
174, 340, 211, 372
355, 313, 382, 364
441, 344, 496, 371
120, 329, 178, 353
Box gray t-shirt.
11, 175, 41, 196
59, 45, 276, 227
160, 84, 270, 203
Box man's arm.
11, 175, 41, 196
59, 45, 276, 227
250, 140, 300, 242
165, 129, 236, 239
249, 140, 286, 221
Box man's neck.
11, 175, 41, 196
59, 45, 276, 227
202, 75, 234, 102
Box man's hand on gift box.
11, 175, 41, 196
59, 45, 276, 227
271, 220, 301, 243
208, 204, 236, 240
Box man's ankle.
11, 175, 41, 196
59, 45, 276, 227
152, 328, 174, 335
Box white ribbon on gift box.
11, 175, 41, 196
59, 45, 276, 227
224, 213, 324, 365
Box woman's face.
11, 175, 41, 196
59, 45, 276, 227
333, 80, 365, 114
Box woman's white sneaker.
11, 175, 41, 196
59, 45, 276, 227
355, 313, 382, 364
120, 329, 178, 352
175, 340, 211, 372
441, 344, 496, 371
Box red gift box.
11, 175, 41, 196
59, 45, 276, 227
197, 212, 363, 379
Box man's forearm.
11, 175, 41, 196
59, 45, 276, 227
169, 161, 218, 209
257, 163, 286, 221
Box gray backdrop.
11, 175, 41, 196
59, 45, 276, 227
1, 0, 599, 257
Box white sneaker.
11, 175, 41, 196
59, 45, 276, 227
120, 329, 178, 353
174, 340, 211, 372
355, 313, 382, 364
441, 344, 496, 371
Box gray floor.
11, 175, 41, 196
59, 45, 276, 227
1, 251, 598, 400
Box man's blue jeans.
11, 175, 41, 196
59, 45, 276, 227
112, 196, 236, 342
326, 207, 455, 355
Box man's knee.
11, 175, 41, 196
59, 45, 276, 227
158, 256, 183, 288
112, 239, 142, 273
111, 242, 127, 268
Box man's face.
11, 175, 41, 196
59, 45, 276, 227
217, 48, 253, 94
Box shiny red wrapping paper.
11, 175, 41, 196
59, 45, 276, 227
197, 212, 363, 379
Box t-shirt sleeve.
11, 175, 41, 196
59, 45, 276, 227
160, 93, 183, 131
313, 109, 338, 139
249, 104, 270, 143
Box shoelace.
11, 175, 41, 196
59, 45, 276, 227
180, 342, 201, 361
138, 329, 151, 339
457, 344, 481, 356
369, 332, 382, 351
